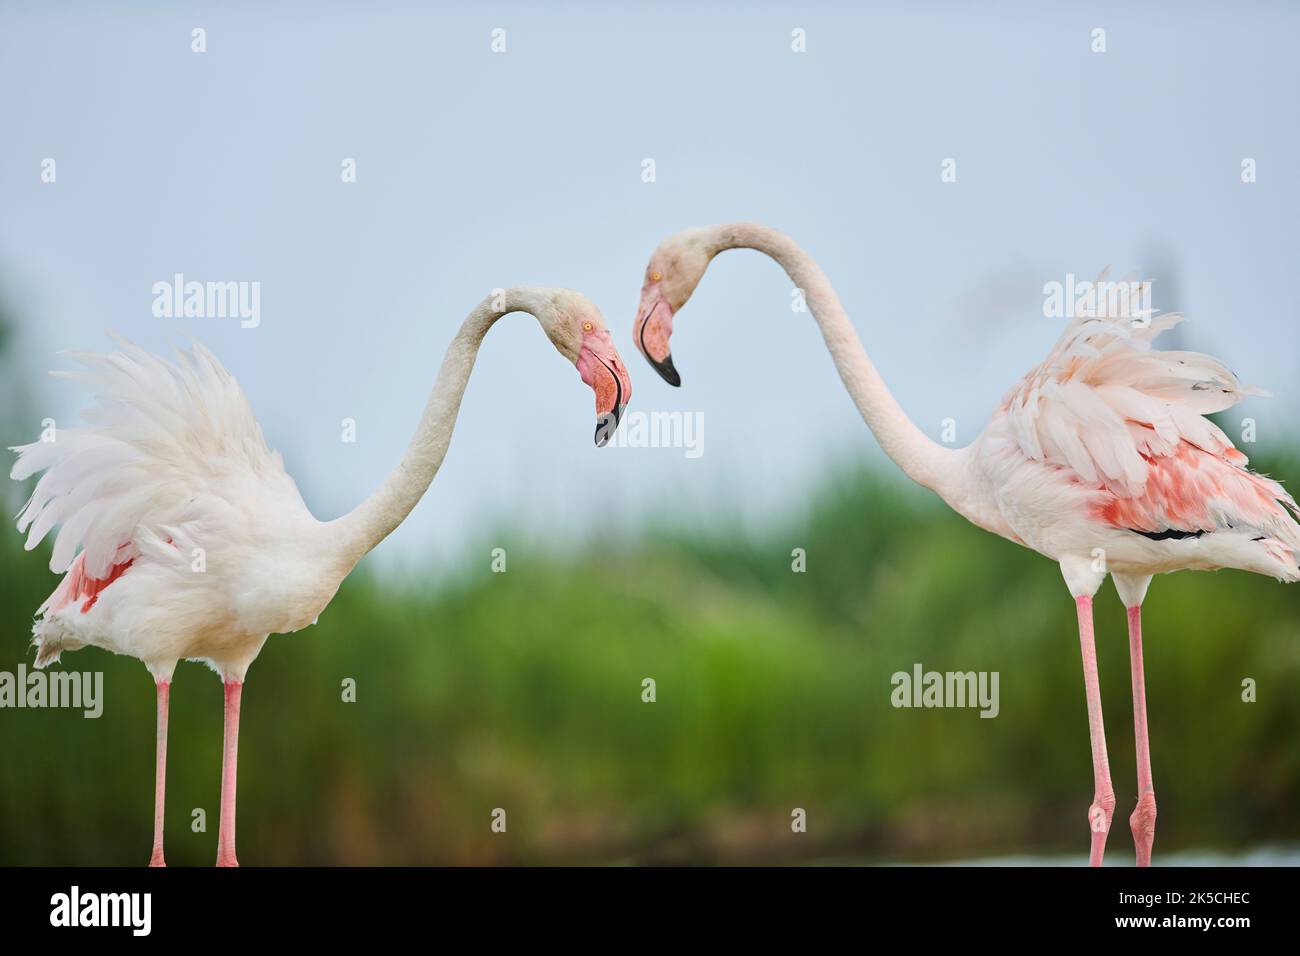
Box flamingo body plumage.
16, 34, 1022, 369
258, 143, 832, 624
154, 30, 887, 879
11, 287, 632, 866
17, 341, 337, 680
971, 307, 1300, 584
632, 222, 1299, 866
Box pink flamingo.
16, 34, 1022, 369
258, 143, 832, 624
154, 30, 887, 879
11, 288, 631, 866
632, 222, 1300, 866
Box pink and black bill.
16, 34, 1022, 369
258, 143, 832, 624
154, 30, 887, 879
578, 328, 632, 447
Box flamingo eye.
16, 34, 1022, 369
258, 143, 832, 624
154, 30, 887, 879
583, 322, 593, 332
651, 270, 662, 282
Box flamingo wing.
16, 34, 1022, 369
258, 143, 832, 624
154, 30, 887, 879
1002, 291, 1300, 554
10, 337, 296, 582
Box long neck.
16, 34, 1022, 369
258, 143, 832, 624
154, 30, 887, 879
328, 289, 549, 567
708, 222, 956, 493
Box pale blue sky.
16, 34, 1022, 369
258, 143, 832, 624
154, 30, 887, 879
2, 1, 1297, 566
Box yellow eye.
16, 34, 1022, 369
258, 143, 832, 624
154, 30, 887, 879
651, 270, 662, 282
583, 322, 593, 332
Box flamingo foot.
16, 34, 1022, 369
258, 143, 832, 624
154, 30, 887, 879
215, 854, 240, 868
1130, 791, 1157, 867
147, 850, 166, 868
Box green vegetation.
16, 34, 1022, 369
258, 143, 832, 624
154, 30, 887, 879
2, 457, 1298, 865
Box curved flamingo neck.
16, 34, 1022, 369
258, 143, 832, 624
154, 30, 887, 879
706, 222, 957, 494
329, 288, 554, 567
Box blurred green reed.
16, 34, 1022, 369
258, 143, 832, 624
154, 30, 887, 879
2, 452, 1298, 865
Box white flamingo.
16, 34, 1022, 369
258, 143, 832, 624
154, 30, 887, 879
10, 287, 632, 866
632, 222, 1300, 866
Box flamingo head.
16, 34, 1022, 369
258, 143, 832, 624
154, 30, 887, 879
543, 291, 633, 447
633, 228, 716, 387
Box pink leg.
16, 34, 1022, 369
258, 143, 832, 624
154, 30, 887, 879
215, 680, 243, 867
148, 680, 170, 867
1126, 604, 1157, 866
1075, 596, 1116, 866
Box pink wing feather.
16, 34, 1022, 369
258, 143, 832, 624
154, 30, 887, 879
1003, 287, 1300, 554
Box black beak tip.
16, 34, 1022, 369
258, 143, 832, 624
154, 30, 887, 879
594, 408, 622, 447
649, 352, 681, 387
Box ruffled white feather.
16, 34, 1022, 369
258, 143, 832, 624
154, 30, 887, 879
1003, 288, 1261, 499
11, 337, 291, 578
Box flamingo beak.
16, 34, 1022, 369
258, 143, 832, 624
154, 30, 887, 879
634, 291, 680, 387
577, 331, 632, 447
